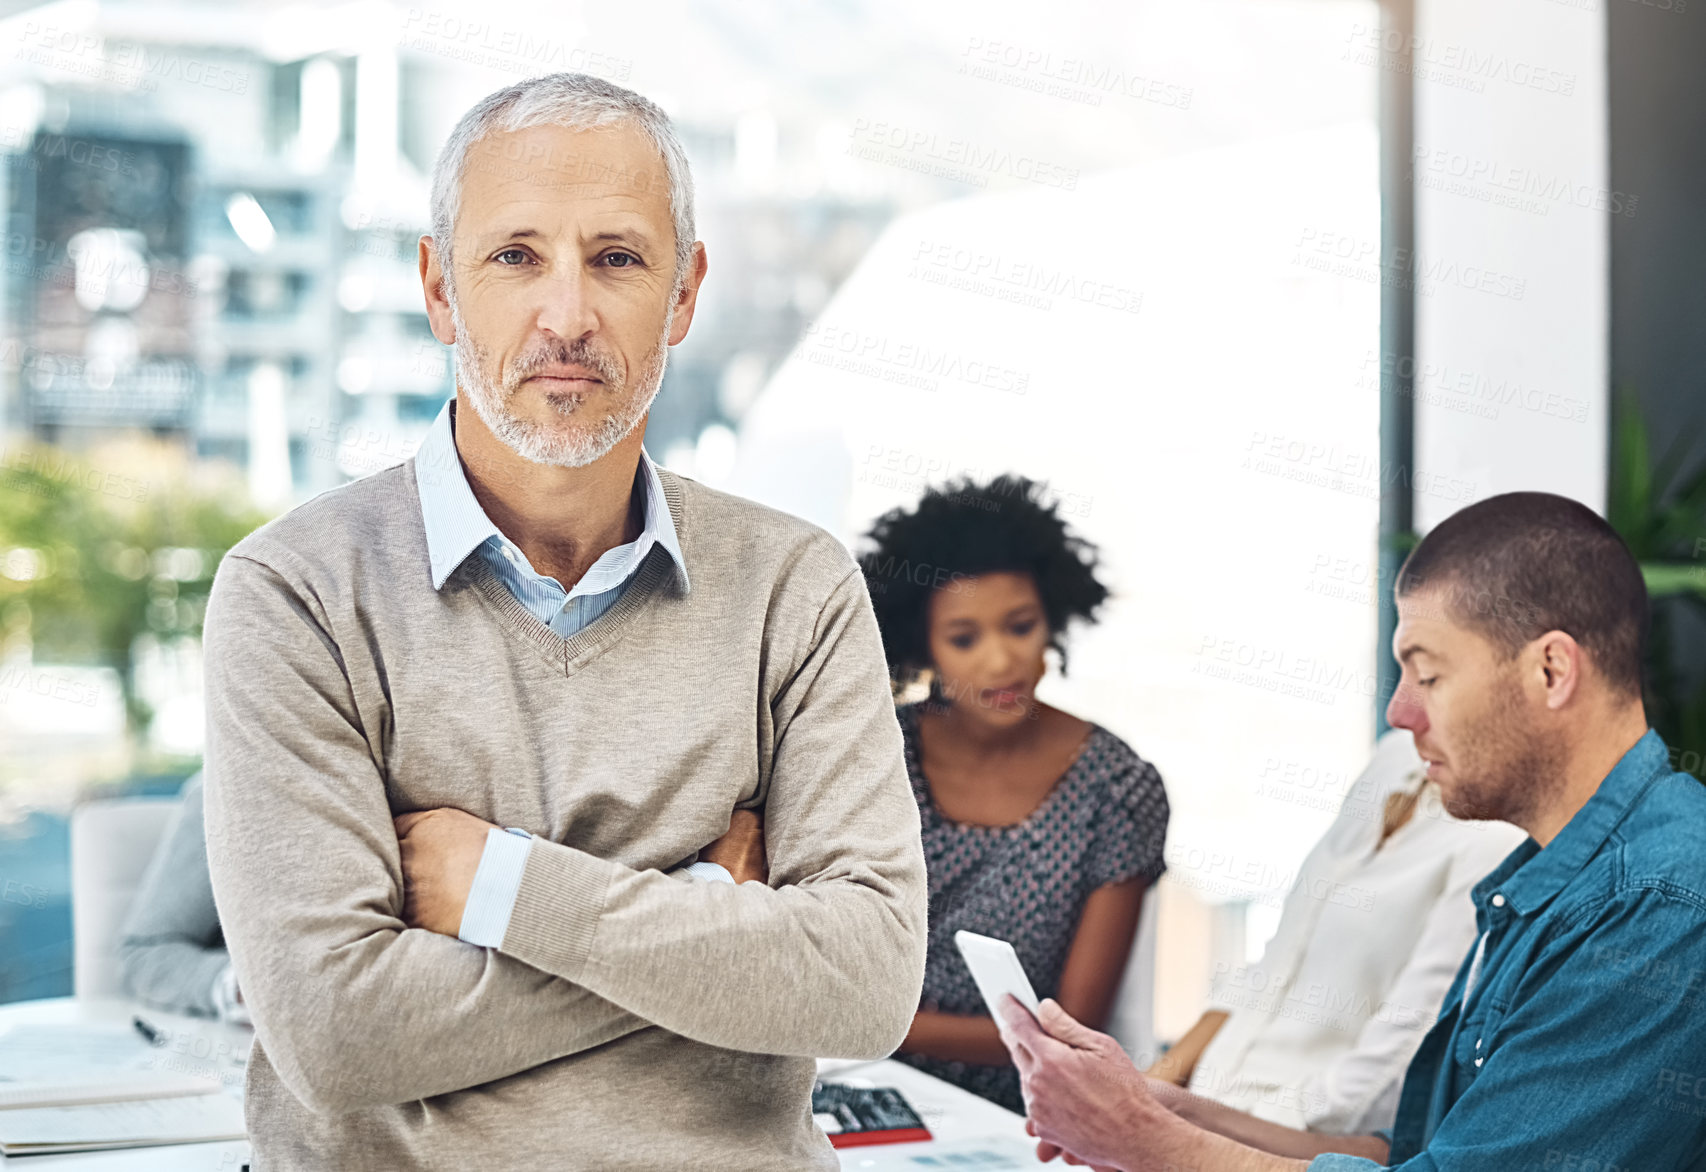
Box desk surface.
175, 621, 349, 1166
0, 997, 249, 1169
0, 997, 1030, 1168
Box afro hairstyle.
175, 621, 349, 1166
856, 473, 1109, 688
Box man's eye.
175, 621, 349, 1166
1417, 677, 1437, 687
1011, 621, 1037, 636
602, 251, 641, 268
494, 248, 532, 265
949, 636, 975, 650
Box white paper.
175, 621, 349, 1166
0, 1072, 220, 1110
0, 1094, 246, 1154
0, 1024, 155, 1081
815, 1056, 883, 1078
835, 1136, 1041, 1169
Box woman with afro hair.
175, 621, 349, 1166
858, 473, 1169, 1113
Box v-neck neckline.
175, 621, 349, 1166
440, 464, 690, 677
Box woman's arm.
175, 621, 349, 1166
1146, 1009, 1230, 1085
898, 878, 1149, 1067
1055, 876, 1147, 1028
117, 775, 233, 1018
896, 1008, 1011, 1065
1147, 1077, 1390, 1159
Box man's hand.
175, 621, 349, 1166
394, 808, 500, 937
1026, 1120, 1119, 1171
699, 808, 767, 885
999, 996, 1165, 1172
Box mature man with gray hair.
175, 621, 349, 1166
202, 73, 927, 1170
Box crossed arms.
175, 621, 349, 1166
388, 806, 769, 939
201, 553, 927, 1114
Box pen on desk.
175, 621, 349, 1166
132, 1015, 164, 1046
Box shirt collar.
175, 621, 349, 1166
635, 444, 689, 594
413, 398, 689, 595
1474, 728, 1671, 917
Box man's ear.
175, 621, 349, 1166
420, 235, 456, 345
667, 241, 709, 347
1534, 630, 1584, 710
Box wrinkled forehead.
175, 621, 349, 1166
459, 121, 673, 228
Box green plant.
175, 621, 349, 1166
1608, 387, 1706, 775
0, 438, 270, 749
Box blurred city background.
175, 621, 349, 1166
1, 0, 1702, 1049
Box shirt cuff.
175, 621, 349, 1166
502, 839, 618, 980
1307, 1129, 1394, 1171
211, 961, 251, 1025
1308, 1155, 1389, 1171
458, 827, 534, 947
685, 860, 736, 885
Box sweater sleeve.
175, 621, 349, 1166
116, 773, 230, 1018
497, 566, 930, 1059
202, 552, 649, 1114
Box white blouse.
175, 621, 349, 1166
1187, 730, 1527, 1134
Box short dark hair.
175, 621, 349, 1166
1396, 491, 1649, 696
857, 474, 1109, 688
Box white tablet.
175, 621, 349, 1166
954, 930, 1041, 1022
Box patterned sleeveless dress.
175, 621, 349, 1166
892, 700, 1171, 1112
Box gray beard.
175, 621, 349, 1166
449, 291, 671, 468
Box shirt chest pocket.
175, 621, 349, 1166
1452, 999, 1508, 1085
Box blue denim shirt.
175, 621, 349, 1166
1312, 729, 1706, 1171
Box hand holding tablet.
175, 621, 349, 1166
954, 930, 1041, 1023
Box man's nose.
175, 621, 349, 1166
1385, 682, 1427, 735
535, 265, 599, 340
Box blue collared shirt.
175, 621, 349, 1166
1311, 729, 1706, 1171
413, 399, 722, 948
415, 398, 689, 636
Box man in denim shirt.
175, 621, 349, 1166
998, 492, 1706, 1171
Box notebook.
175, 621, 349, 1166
0, 1092, 247, 1155
0, 1072, 223, 1110
0, 1070, 244, 1155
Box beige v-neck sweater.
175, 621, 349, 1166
200, 460, 928, 1171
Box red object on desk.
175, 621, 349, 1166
826, 1125, 934, 1149
815, 1083, 933, 1148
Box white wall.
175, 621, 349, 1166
726, 1, 1466, 1040
1411, 0, 1609, 527
735, 116, 1383, 894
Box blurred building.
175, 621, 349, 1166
0, 11, 898, 507
3, 130, 196, 440
0, 40, 384, 507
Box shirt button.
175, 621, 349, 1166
1475, 1038, 1482, 1049
1474, 1057, 1483, 1067
502, 547, 518, 562
1491, 894, 1506, 908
